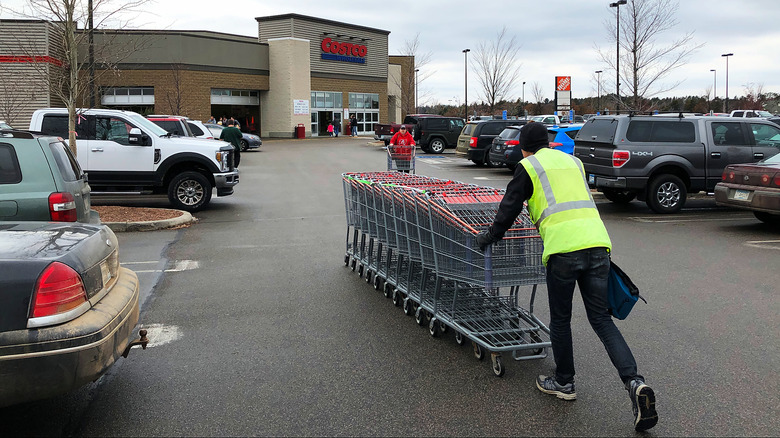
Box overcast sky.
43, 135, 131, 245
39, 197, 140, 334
3, 0, 779, 106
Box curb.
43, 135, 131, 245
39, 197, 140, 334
102, 210, 196, 232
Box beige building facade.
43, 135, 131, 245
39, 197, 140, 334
0, 14, 413, 138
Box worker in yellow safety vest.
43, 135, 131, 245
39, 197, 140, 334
476, 121, 657, 431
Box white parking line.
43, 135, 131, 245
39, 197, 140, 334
123, 259, 199, 273
745, 240, 780, 251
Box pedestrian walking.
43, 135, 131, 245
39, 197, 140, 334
475, 122, 658, 431
327, 122, 334, 137
334, 120, 340, 137
388, 124, 415, 173
219, 120, 243, 167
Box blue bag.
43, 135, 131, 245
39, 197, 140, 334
607, 260, 647, 320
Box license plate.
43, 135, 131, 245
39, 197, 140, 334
588, 174, 595, 185
100, 260, 112, 285
733, 189, 750, 201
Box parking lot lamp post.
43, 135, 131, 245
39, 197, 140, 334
522, 81, 526, 118
414, 68, 419, 114
595, 70, 603, 114
710, 69, 716, 112
463, 49, 470, 120
722, 53, 733, 112
610, 0, 627, 113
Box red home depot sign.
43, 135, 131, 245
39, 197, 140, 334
321, 38, 367, 64
556, 76, 571, 91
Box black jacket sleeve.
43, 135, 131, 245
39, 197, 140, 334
489, 163, 534, 239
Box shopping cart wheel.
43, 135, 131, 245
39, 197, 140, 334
530, 331, 544, 355
491, 353, 505, 377
439, 323, 448, 334
473, 342, 485, 361
357, 264, 364, 278
455, 331, 466, 345
403, 298, 414, 315
373, 275, 383, 291
365, 270, 372, 283
428, 318, 439, 337
344, 255, 350, 266
414, 307, 427, 326
350, 259, 357, 271
391, 288, 402, 306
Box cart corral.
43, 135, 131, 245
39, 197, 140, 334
342, 172, 552, 376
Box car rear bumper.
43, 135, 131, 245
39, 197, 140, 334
374, 134, 392, 142
714, 182, 780, 213
588, 174, 648, 190
0, 268, 140, 408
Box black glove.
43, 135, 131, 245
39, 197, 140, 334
476, 229, 500, 252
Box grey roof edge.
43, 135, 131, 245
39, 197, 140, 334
255, 13, 390, 35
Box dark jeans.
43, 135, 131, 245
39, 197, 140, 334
546, 247, 642, 386
233, 146, 241, 167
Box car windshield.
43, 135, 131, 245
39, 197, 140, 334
126, 112, 169, 137
0, 121, 11, 129
763, 153, 780, 164
757, 110, 774, 118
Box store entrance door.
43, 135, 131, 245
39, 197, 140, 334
317, 111, 333, 136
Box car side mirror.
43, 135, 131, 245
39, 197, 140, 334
128, 128, 149, 146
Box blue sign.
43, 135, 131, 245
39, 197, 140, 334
321, 54, 365, 64
502, 110, 507, 120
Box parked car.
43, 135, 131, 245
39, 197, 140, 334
373, 114, 443, 145
573, 114, 780, 213
31, 108, 238, 212
729, 109, 774, 119
0, 129, 96, 223
0, 221, 145, 408
415, 116, 465, 154
714, 152, 780, 224
455, 119, 522, 167
530, 114, 562, 125
204, 123, 262, 151
147, 115, 195, 137
547, 124, 583, 155
0, 120, 12, 129
487, 124, 526, 171
186, 119, 215, 139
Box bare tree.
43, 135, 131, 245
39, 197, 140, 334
0, 61, 45, 126
394, 33, 435, 116
531, 81, 545, 115
596, 0, 702, 112
159, 63, 192, 116
2, 0, 151, 155
741, 82, 765, 110
472, 26, 522, 115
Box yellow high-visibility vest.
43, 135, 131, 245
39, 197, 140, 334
520, 148, 612, 265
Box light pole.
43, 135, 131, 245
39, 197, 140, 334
522, 81, 526, 118
722, 53, 733, 113
609, 0, 626, 113
463, 49, 470, 120
414, 68, 419, 114
710, 69, 716, 112
595, 70, 603, 114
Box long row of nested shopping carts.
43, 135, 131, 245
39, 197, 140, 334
342, 171, 552, 376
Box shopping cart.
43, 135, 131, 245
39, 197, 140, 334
387, 144, 416, 173
341, 172, 551, 377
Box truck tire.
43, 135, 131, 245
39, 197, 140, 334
646, 174, 686, 214
168, 171, 212, 212
602, 189, 636, 204
428, 138, 446, 154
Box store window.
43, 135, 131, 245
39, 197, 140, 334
310, 91, 343, 109
349, 93, 379, 109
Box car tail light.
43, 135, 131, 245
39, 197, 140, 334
760, 174, 771, 186
469, 137, 478, 148
505, 140, 519, 146
30, 262, 87, 318
773, 173, 780, 187
612, 150, 630, 167
726, 171, 736, 182
49, 192, 77, 222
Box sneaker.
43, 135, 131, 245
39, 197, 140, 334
536, 375, 576, 400
628, 379, 658, 431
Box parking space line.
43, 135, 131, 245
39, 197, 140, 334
745, 240, 780, 251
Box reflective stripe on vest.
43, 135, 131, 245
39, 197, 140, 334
524, 152, 597, 225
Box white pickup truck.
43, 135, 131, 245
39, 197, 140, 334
30, 108, 239, 211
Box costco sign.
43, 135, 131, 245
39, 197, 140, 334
321, 38, 367, 64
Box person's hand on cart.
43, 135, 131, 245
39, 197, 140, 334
476, 228, 501, 251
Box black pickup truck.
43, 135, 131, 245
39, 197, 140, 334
573, 115, 780, 213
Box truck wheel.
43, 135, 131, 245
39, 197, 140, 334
429, 138, 446, 154
602, 189, 636, 204
168, 171, 212, 212
646, 174, 686, 214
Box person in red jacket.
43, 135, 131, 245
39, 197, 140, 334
388, 125, 415, 172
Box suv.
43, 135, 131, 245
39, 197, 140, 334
416, 116, 465, 154
730, 110, 774, 119
488, 124, 526, 171
0, 129, 95, 222
455, 119, 522, 166
147, 115, 195, 137
30, 108, 239, 212
573, 115, 780, 213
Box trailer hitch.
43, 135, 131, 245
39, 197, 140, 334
122, 329, 149, 358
